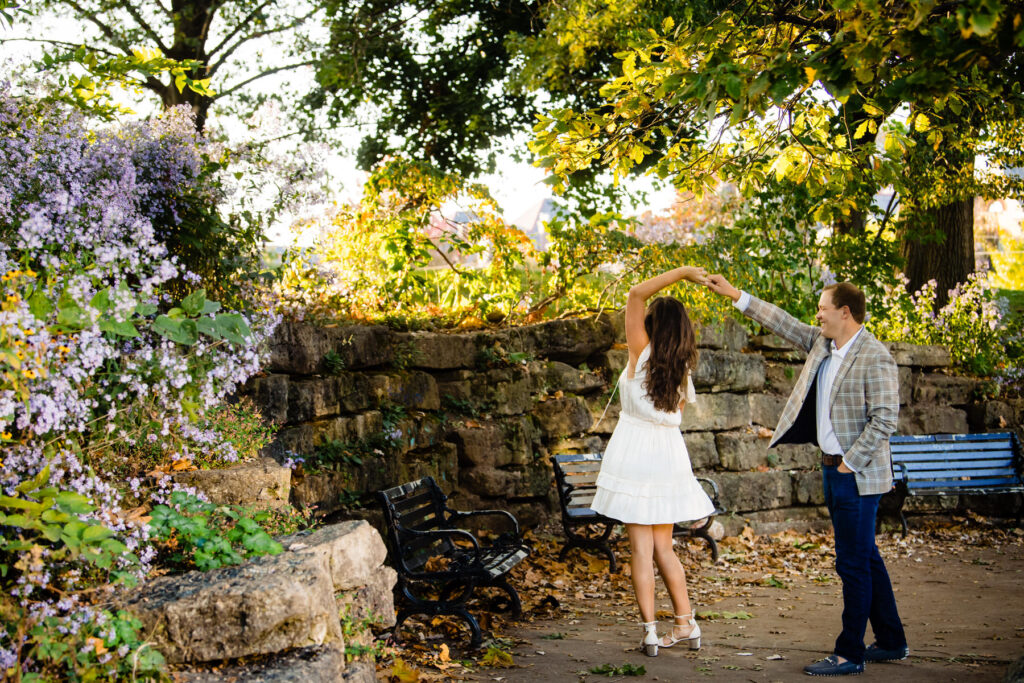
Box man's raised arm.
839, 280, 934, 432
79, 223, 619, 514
705, 274, 820, 353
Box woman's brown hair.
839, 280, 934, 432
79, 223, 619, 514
642, 297, 699, 412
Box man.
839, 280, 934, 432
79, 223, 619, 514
705, 275, 908, 677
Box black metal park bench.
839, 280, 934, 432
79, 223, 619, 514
887, 432, 1023, 535
550, 452, 726, 572
377, 476, 530, 648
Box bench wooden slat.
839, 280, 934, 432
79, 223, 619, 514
907, 476, 1021, 489
558, 461, 603, 473
909, 471, 1019, 481
392, 489, 438, 513
400, 506, 446, 530
554, 453, 603, 463
891, 442, 1013, 455
564, 473, 602, 485
891, 433, 1013, 443
894, 455, 1013, 467
903, 458, 1014, 472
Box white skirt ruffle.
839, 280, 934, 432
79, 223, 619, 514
591, 412, 716, 525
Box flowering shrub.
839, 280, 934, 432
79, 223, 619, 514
870, 272, 1022, 380
0, 83, 278, 680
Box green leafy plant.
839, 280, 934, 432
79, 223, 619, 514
590, 663, 646, 676
148, 492, 283, 572
8, 606, 167, 682
324, 349, 346, 375
0, 464, 136, 581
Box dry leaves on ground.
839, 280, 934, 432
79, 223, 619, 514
377, 513, 1023, 679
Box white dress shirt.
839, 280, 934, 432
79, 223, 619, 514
734, 291, 861, 472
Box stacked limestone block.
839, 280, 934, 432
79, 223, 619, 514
242, 315, 1022, 535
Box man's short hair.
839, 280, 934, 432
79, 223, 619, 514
824, 282, 866, 323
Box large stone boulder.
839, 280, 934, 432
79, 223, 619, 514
392, 331, 481, 370
449, 416, 540, 468
506, 316, 615, 363
121, 552, 342, 664
741, 506, 832, 534
749, 333, 807, 361
366, 371, 440, 411
715, 471, 792, 512
694, 318, 748, 351
764, 362, 803, 396
278, 520, 392, 593
885, 342, 951, 368
968, 400, 1020, 432
461, 461, 551, 498
898, 404, 969, 435
693, 350, 765, 392
686, 431, 718, 470
175, 644, 348, 683
749, 393, 787, 428
248, 374, 289, 425
309, 411, 384, 447
716, 430, 772, 471
532, 396, 593, 438
527, 360, 606, 395
172, 458, 291, 510
286, 377, 341, 424
680, 393, 751, 432
268, 323, 393, 375
792, 471, 825, 505
912, 373, 979, 405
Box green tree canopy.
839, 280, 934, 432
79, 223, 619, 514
531, 0, 1024, 302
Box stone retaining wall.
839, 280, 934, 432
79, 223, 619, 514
233, 315, 1023, 534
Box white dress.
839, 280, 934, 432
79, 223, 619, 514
590, 345, 716, 525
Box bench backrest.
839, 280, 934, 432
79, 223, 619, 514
889, 432, 1022, 491
551, 453, 604, 518
377, 476, 452, 572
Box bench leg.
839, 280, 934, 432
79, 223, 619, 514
696, 531, 719, 563
560, 521, 618, 573
393, 601, 485, 649
491, 576, 523, 618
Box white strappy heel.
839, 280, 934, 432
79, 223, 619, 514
659, 613, 701, 650
640, 621, 659, 657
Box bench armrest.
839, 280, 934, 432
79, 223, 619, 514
448, 508, 522, 538
395, 527, 483, 577
696, 477, 723, 508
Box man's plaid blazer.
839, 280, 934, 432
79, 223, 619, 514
743, 295, 900, 496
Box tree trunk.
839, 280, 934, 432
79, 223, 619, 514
900, 196, 975, 309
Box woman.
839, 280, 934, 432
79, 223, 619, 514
590, 265, 717, 657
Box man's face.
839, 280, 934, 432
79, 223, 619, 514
816, 290, 847, 340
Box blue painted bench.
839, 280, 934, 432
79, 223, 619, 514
550, 452, 725, 571
886, 432, 1023, 535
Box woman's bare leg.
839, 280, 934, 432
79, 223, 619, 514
626, 523, 656, 622
652, 524, 695, 638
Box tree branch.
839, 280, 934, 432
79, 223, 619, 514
211, 60, 316, 99
206, 0, 276, 57
207, 7, 319, 75
112, 0, 170, 53
59, 0, 135, 53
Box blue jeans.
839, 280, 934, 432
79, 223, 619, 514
823, 465, 907, 664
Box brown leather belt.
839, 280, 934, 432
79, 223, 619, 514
822, 454, 844, 467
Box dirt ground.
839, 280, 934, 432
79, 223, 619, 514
389, 518, 1024, 682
